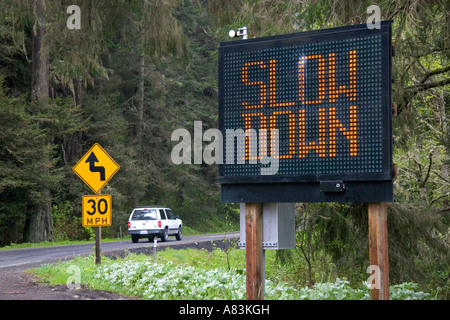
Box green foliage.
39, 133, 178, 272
32, 250, 433, 300
0, 0, 448, 298
389, 282, 434, 301
52, 201, 92, 241
0, 76, 48, 243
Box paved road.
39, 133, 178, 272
0, 232, 239, 271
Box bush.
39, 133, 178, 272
33, 251, 433, 300
91, 256, 432, 300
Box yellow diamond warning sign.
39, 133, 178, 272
82, 194, 112, 227
73, 143, 120, 194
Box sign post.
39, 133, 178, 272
245, 203, 264, 300
218, 22, 394, 300
73, 143, 119, 265
95, 224, 102, 265
81, 193, 112, 264
368, 202, 390, 300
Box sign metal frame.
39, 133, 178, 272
218, 21, 394, 203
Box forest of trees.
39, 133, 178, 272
0, 0, 448, 297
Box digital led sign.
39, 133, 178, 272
218, 22, 394, 203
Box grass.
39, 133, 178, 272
32, 248, 251, 286
31, 247, 433, 300
31, 249, 298, 299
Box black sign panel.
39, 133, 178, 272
218, 22, 393, 203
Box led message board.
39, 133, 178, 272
218, 22, 394, 203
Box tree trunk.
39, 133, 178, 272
25, 0, 54, 243
62, 78, 83, 165
137, 53, 145, 148
73, 77, 82, 106
24, 190, 52, 243
131, 53, 146, 208
31, 0, 49, 101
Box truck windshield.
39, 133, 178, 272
132, 209, 158, 220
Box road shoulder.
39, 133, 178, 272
0, 270, 137, 300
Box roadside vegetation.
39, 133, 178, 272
1, 0, 448, 299
32, 247, 434, 300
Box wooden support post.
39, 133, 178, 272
245, 203, 264, 300
368, 202, 389, 300
95, 190, 102, 265
95, 226, 102, 264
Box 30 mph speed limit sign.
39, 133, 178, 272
82, 194, 112, 227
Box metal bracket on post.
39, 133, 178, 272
240, 203, 295, 250
241, 202, 295, 300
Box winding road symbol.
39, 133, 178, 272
85, 152, 106, 181
72, 143, 120, 194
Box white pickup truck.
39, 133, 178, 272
127, 207, 182, 243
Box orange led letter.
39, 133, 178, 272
328, 50, 357, 102
329, 105, 358, 156
242, 112, 267, 160
242, 61, 267, 109
299, 55, 326, 104
298, 108, 326, 157
269, 59, 295, 108
269, 110, 296, 159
